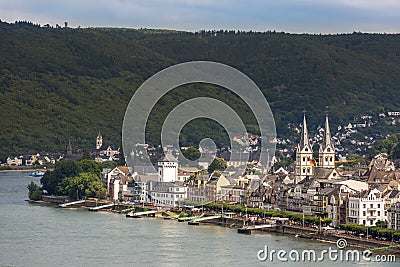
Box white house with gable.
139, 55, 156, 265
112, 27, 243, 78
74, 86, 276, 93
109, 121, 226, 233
348, 188, 387, 226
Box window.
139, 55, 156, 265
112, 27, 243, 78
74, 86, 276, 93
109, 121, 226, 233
303, 157, 306, 162
377, 211, 380, 216
363, 220, 366, 225
370, 220, 373, 225
377, 204, 380, 208
303, 169, 306, 173
363, 204, 366, 208
363, 211, 366, 216
370, 204, 373, 208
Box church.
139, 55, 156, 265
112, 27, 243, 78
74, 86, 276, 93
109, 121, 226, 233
295, 113, 339, 184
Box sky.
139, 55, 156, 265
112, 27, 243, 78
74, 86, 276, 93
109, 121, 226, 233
1, 0, 400, 33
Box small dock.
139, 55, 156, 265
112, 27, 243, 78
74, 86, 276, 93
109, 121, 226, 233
237, 224, 276, 234
119, 207, 135, 214
59, 200, 86, 208
126, 210, 157, 218
88, 203, 114, 211
188, 215, 222, 225
178, 216, 199, 222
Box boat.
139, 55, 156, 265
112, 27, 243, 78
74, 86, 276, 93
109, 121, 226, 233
237, 227, 252, 235
29, 170, 45, 177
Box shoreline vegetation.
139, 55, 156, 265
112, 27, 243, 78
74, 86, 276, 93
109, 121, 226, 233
27, 196, 400, 255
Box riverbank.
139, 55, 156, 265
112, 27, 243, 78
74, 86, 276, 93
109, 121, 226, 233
32, 197, 400, 255
0, 168, 52, 173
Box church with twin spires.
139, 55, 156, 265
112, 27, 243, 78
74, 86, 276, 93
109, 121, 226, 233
295, 113, 337, 184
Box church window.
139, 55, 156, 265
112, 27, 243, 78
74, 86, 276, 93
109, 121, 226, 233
327, 148, 331, 152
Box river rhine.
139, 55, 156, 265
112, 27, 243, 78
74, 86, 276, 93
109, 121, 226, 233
0, 172, 397, 266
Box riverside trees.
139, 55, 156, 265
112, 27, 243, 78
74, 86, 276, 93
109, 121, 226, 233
33, 159, 107, 200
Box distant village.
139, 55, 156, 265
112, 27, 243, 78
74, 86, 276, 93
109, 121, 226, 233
4, 111, 400, 232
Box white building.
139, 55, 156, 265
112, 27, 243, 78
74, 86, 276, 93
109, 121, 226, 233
348, 188, 387, 226
388, 202, 400, 230
105, 166, 131, 197
148, 181, 187, 207
6, 156, 23, 166
96, 131, 102, 150
158, 153, 178, 182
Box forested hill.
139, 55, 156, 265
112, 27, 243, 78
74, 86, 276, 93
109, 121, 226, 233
1, 21, 400, 159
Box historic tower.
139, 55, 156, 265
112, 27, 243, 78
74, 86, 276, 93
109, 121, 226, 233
295, 114, 314, 183
158, 153, 178, 183
319, 114, 335, 168
96, 131, 103, 150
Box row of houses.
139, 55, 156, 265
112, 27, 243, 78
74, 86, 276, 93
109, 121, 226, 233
275, 113, 400, 230
3, 154, 61, 166
96, 114, 400, 233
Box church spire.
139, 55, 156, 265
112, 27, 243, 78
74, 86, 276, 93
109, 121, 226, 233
67, 139, 72, 155
300, 113, 310, 148
319, 112, 335, 169
323, 113, 332, 148
295, 112, 314, 183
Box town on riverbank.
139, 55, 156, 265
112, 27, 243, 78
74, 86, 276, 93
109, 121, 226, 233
22, 113, 400, 256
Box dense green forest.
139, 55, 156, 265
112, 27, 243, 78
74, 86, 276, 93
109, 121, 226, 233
1, 20, 400, 160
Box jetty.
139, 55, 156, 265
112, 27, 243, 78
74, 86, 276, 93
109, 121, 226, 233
59, 200, 86, 208
119, 207, 135, 214
178, 216, 200, 222
126, 210, 157, 218
187, 215, 222, 225
88, 203, 115, 211
237, 224, 276, 234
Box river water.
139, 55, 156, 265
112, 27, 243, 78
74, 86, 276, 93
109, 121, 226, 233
0, 172, 397, 267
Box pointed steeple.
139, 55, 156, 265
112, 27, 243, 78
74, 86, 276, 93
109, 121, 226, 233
323, 113, 332, 148
300, 113, 310, 148
319, 112, 335, 169
67, 139, 73, 155
296, 112, 314, 183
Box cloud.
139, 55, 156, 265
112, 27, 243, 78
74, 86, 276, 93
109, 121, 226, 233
0, 0, 399, 32
295, 0, 400, 10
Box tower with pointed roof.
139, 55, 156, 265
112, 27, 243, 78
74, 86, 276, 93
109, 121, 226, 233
67, 139, 73, 156
319, 114, 335, 168
158, 152, 178, 182
96, 131, 103, 150
295, 113, 314, 183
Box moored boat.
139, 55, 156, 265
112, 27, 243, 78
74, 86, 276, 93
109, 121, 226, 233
29, 170, 45, 177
